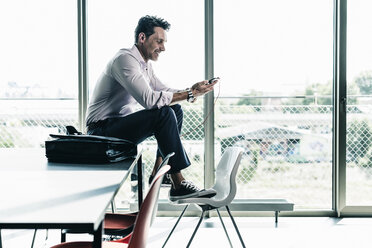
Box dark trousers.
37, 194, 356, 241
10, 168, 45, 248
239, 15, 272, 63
87, 104, 190, 174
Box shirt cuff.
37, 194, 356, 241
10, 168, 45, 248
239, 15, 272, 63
156, 91, 174, 108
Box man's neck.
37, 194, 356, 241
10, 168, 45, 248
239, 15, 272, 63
135, 44, 148, 63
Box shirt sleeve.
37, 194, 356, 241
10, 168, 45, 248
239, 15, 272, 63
111, 54, 173, 109
151, 72, 180, 93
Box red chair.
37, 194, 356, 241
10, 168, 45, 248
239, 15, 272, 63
50, 164, 171, 248
60, 152, 174, 242
103, 152, 174, 239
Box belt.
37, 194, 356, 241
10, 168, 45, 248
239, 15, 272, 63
87, 119, 107, 131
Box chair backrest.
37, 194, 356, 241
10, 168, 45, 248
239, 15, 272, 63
150, 152, 174, 222
158, 152, 175, 172
212, 147, 244, 206
128, 164, 170, 248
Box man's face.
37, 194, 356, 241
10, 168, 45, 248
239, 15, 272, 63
139, 27, 167, 62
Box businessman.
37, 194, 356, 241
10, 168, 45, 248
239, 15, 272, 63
86, 15, 218, 200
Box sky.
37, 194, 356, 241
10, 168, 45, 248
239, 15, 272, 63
0, 0, 371, 98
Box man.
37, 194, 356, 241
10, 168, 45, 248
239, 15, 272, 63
86, 15, 218, 201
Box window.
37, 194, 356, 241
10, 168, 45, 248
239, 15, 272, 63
215, 0, 333, 209
346, 0, 372, 205
88, 0, 204, 205
0, 0, 78, 148
88, 0, 204, 92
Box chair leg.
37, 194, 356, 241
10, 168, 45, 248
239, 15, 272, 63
31, 229, 37, 248
45, 229, 49, 245
186, 210, 206, 248
61, 230, 66, 243
216, 209, 233, 248
162, 205, 189, 248
226, 205, 246, 248
111, 200, 116, 214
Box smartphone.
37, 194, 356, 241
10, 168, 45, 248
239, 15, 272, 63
207, 77, 219, 85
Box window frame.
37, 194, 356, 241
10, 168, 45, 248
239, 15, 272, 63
76, 0, 372, 216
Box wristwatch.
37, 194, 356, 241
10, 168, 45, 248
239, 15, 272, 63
186, 88, 195, 103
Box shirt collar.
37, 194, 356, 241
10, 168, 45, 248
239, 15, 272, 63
131, 45, 148, 69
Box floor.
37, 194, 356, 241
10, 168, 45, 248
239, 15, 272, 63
2, 216, 372, 248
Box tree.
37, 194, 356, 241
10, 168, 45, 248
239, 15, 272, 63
347, 81, 360, 105
285, 80, 359, 106
237, 90, 263, 112
237, 90, 263, 106
354, 70, 372, 95
282, 82, 332, 106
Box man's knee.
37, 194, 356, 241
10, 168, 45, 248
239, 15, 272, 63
159, 105, 177, 122
170, 104, 183, 121
171, 104, 182, 113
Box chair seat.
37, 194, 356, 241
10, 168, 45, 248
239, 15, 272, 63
104, 212, 138, 235
171, 194, 226, 209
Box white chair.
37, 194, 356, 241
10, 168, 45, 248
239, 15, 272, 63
163, 147, 246, 248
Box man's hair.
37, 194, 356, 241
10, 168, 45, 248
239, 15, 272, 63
135, 15, 171, 43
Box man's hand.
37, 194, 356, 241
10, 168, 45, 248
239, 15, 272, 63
191, 78, 219, 98
170, 78, 219, 105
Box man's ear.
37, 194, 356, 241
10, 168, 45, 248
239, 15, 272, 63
138, 32, 146, 43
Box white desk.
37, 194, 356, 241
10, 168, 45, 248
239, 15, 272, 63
0, 148, 142, 248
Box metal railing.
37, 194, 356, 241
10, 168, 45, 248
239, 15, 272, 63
1, 96, 372, 209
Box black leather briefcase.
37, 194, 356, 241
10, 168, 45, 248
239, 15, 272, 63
45, 126, 137, 163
